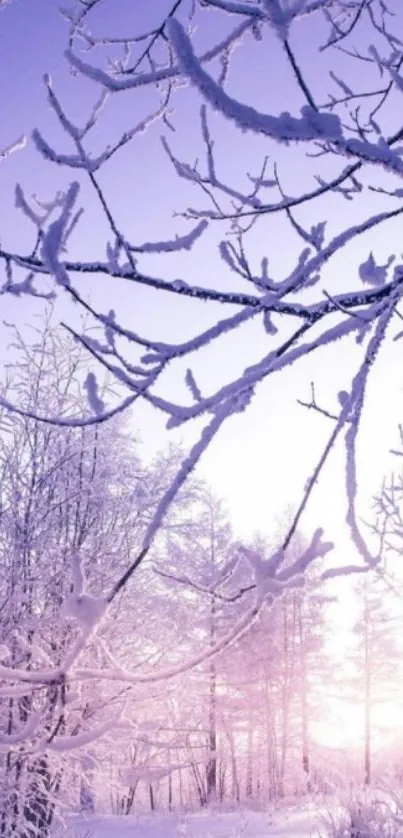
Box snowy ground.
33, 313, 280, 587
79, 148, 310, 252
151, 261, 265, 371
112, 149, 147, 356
68, 803, 326, 838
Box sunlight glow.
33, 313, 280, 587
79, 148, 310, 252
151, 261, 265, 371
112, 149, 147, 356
312, 701, 403, 749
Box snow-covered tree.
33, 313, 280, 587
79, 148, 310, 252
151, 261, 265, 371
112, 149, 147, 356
0, 319, 207, 833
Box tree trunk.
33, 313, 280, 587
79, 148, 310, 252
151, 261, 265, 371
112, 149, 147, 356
22, 757, 54, 838
168, 752, 173, 811
364, 665, 371, 786
226, 728, 240, 803
206, 541, 217, 804
364, 593, 371, 787
246, 722, 253, 798
297, 600, 311, 794
279, 601, 294, 798
265, 675, 278, 800
206, 659, 217, 803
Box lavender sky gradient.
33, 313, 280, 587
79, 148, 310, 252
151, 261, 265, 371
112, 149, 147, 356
1, 0, 403, 586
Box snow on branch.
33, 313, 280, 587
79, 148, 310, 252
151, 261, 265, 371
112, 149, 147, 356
64, 16, 252, 91
84, 372, 106, 417
0, 663, 63, 684
345, 300, 397, 565
201, 0, 262, 16
129, 219, 208, 253
278, 528, 334, 580
44, 720, 118, 753
77, 595, 268, 684
107, 396, 241, 602
0, 134, 26, 160
262, 0, 293, 40
0, 711, 42, 748
15, 183, 66, 228
32, 128, 100, 171
167, 18, 343, 143
61, 552, 106, 628
74, 527, 341, 687
168, 17, 403, 181
41, 182, 80, 288
0, 388, 138, 428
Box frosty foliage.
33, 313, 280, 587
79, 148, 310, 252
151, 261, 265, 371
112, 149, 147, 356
61, 554, 106, 628
84, 372, 106, 418
323, 794, 403, 838
41, 182, 80, 289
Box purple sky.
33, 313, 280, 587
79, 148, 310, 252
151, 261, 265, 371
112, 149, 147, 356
1, 0, 403, 566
